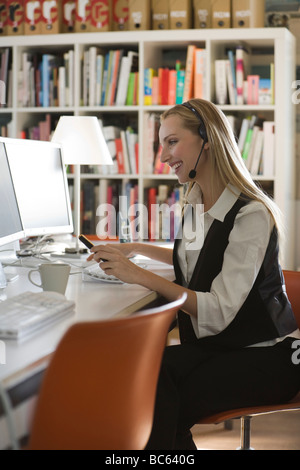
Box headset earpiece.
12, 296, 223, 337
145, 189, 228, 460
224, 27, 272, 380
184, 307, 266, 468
182, 101, 208, 179
182, 101, 208, 143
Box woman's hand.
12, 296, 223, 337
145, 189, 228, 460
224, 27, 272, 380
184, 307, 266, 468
87, 242, 137, 261
86, 243, 142, 284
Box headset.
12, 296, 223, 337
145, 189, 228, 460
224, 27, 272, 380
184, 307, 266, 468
181, 101, 208, 179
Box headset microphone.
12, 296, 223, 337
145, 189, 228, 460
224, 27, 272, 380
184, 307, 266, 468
188, 139, 206, 179
182, 102, 208, 179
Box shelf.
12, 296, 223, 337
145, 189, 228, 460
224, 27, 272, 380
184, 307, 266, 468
0, 27, 296, 268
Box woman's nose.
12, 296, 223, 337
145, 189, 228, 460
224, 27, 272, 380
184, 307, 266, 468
159, 145, 169, 163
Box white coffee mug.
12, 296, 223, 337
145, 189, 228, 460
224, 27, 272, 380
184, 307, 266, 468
28, 263, 71, 295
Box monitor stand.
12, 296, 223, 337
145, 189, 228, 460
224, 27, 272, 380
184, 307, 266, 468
0, 241, 20, 287
0, 262, 7, 288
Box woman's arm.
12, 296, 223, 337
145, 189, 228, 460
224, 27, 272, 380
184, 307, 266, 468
88, 243, 197, 317
87, 242, 173, 265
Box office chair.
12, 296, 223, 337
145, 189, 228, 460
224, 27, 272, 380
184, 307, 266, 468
27, 293, 187, 450
196, 270, 300, 450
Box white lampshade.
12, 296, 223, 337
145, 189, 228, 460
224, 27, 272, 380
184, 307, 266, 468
51, 116, 113, 166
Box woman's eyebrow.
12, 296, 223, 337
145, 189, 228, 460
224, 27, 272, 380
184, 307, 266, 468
161, 133, 177, 142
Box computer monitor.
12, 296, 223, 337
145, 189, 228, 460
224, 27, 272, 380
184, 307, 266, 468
0, 142, 25, 247
1, 137, 73, 237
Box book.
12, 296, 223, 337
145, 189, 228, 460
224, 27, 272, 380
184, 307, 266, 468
144, 112, 156, 174
120, 129, 131, 173
226, 59, 236, 105
95, 53, 104, 106
158, 68, 169, 105
250, 129, 264, 175
241, 115, 256, 163
259, 78, 272, 105
42, 54, 55, 107
262, 121, 275, 177
183, 44, 196, 102
144, 67, 155, 105
115, 50, 138, 106
115, 137, 125, 174
215, 59, 227, 105
148, 187, 157, 241
168, 69, 177, 105
102, 125, 121, 175
126, 72, 135, 105
227, 49, 237, 104
175, 69, 185, 104
247, 75, 259, 105
103, 50, 115, 105
238, 117, 250, 154
246, 125, 260, 171
194, 48, 206, 99
125, 127, 138, 174
236, 46, 249, 105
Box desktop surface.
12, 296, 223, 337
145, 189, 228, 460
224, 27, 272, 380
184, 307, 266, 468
0, 253, 175, 386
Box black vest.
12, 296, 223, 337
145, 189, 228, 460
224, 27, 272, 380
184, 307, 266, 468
173, 198, 298, 349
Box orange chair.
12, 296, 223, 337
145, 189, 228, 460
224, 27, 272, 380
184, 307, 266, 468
196, 270, 300, 450
27, 294, 186, 450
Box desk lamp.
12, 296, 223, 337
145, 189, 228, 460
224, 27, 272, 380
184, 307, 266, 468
51, 116, 113, 256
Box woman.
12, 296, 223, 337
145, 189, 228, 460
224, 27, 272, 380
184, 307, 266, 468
88, 99, 300, 449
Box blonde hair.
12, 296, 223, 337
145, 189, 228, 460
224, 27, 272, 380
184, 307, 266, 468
160, 98, 284, 243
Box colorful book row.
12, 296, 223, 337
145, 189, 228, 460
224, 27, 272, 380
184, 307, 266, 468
82, 48, 138, 107
144, 46, 206, 105
215, 47, 274, 106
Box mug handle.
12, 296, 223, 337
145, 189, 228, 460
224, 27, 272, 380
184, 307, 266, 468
28, 269, 42, 288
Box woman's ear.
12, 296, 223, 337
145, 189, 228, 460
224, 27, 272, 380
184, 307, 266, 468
204, 142, 210, 150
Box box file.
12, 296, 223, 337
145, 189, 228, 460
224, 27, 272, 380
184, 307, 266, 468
40, 0, 60, 34
61, 0, 76, 32
6, 1, 24, 35
112, 0, 128, 31
75, 0, 91, 32
24, 0, 42, 34
193, 0, 211, 29
169, 0, 191, 29
232, 0, 265, 28
212, 0, 231, 28
152, 0, 169, 30
129, 0, 151, 30
89, 0, 110, 32
0, 0, 7, 35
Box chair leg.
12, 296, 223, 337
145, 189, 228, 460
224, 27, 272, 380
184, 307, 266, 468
224, 419, 233, 430
237, 416, 254, 450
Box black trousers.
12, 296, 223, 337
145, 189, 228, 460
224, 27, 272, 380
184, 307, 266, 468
146, 338, 300, 450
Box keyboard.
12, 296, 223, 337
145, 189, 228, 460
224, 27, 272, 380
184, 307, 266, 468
82, 260, 147, 283
0, 291, 75, 341
82, 263, 122, 283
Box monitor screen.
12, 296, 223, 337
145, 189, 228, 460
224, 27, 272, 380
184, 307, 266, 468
2, 137, 73, 237
0, 142, 25, 247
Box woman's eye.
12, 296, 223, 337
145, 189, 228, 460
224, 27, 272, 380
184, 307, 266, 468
168, 140, 177, 146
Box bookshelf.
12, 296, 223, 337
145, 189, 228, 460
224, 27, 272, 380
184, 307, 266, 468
0, 27, 296, 269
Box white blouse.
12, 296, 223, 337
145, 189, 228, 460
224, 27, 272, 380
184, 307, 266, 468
176, 184, 300, 346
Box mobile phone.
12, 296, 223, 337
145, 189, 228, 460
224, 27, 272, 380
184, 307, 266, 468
78, 234, 107, 261
78, 234, 94, 249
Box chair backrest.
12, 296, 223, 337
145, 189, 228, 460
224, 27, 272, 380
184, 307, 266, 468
283, 270, 300, 328
28, 293, 186, 450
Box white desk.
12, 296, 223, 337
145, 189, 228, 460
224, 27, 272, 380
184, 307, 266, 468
0, 255, 174, 448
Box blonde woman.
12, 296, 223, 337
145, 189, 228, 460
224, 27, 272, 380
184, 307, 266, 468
88, 99, 300, 450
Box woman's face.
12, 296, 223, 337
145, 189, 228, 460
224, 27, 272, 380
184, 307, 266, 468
159, 114, 205, 184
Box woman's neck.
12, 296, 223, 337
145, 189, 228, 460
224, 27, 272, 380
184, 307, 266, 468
199, 179, 225, 212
